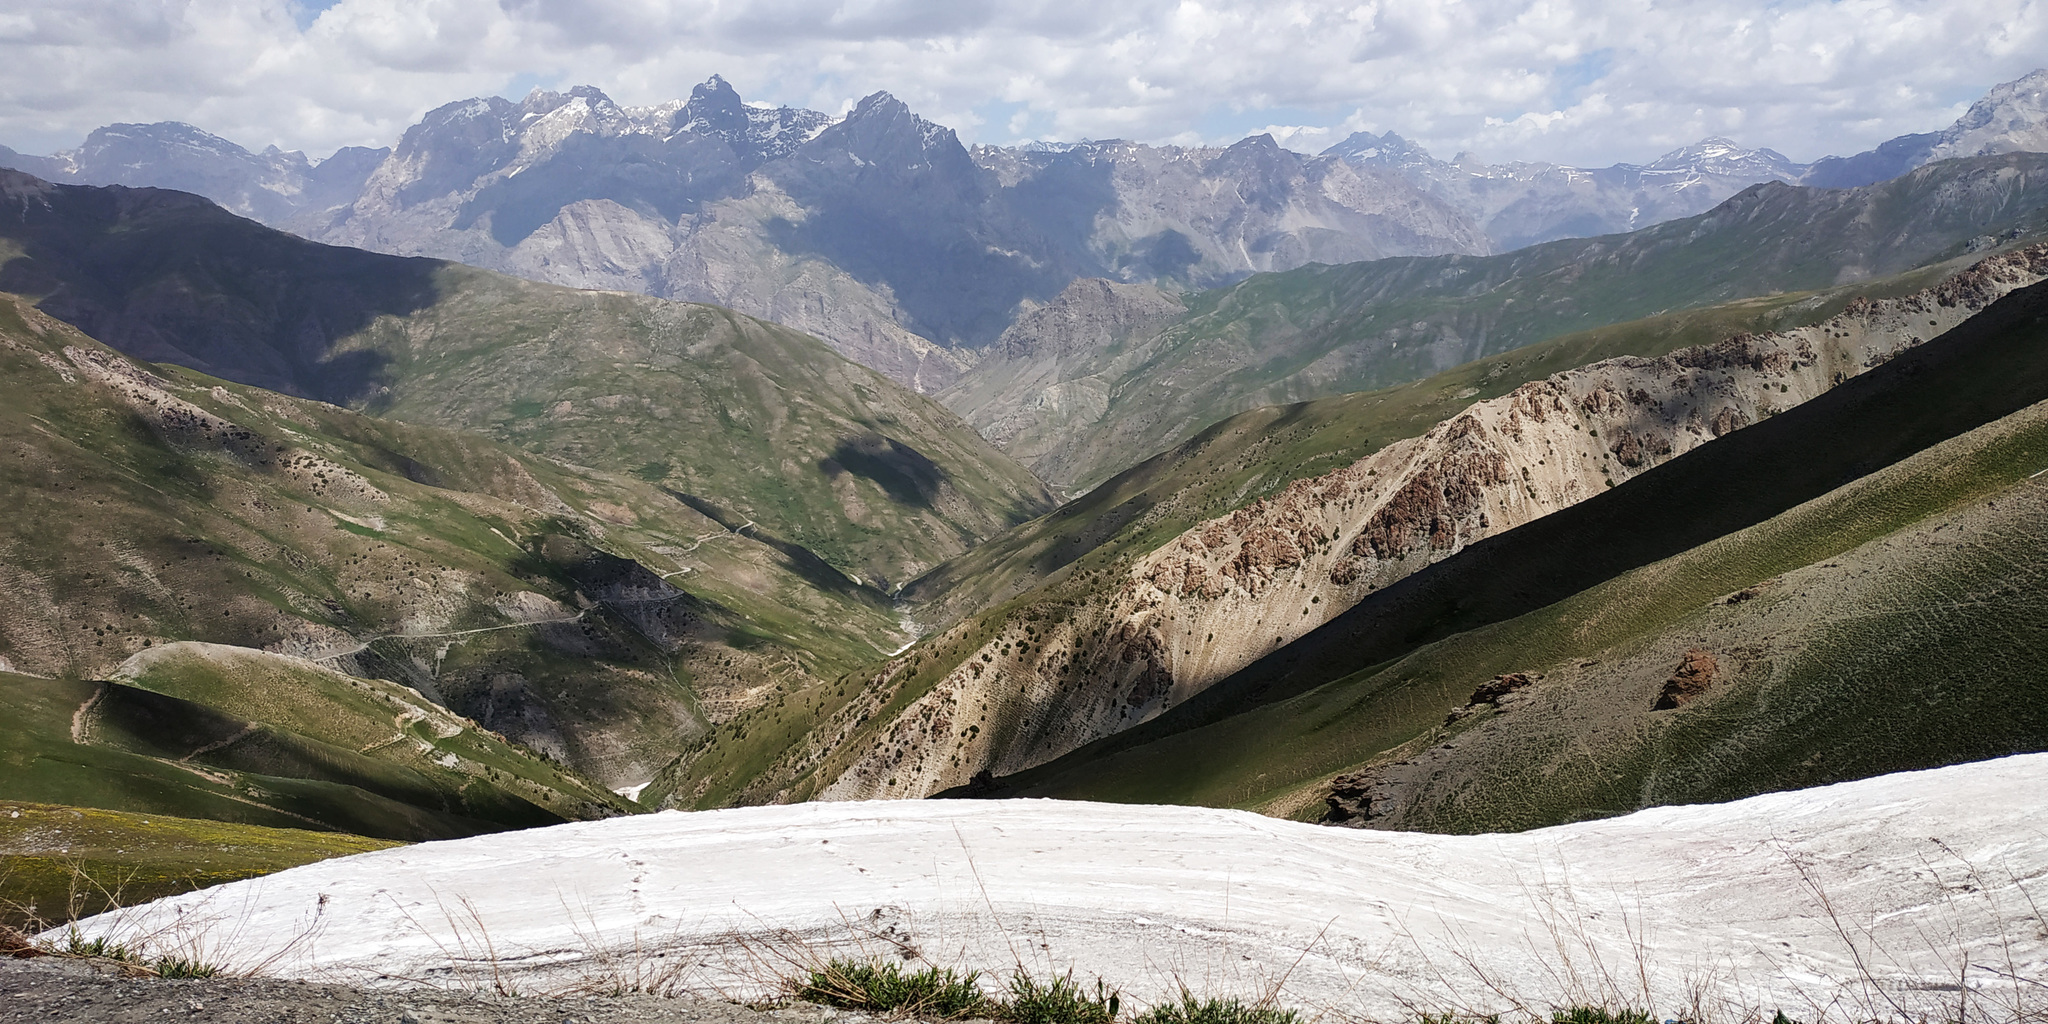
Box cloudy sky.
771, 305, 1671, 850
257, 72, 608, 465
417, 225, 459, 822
2, 0, 2044, 168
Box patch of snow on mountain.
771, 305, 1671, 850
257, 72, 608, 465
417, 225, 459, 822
747, 105, 834, 158
66, 756, 2048, 1017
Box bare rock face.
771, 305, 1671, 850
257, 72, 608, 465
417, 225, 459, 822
1322, 767, 1385, 825
1654, 649, 1719, 710
808, 243, 2048, 801
938, 278, 1187, 475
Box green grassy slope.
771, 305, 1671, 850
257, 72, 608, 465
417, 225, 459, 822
0, 292, 899, 797
0, 666, 576, 842
976, 276, 2048, 817
996, 153, 2048, 490
0, 169, 1052, 587
0, 800, 398, 930
903, 258, 1969, 626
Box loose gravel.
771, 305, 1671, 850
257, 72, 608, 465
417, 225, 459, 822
0, 957, 874, 1024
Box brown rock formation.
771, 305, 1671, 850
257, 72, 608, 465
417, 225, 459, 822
1654, 648, 1718, 709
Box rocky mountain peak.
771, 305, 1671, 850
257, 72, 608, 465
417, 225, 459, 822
1322, 130, 1442, 170
847, 90, 911, 122
1200, 133, 1304, 209
676, 74, 751, 146
1937, 67, 2048, 158
806, 90, 973, 182
83, 121, 284, 165
406, 95, 519, 147
1645, 137, 1801, 179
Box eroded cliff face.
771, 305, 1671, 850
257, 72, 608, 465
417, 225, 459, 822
936, 277, 1188, 477
808, 243, 2048, 800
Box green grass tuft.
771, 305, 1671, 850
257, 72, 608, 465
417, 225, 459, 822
1550, 1008, 1655, 1024
796, 958, 994, 1019
1007, 970, 1121, 1024
150, 955, 220, 979
1130, 992, 1299, 1024
61, 927, 133, 962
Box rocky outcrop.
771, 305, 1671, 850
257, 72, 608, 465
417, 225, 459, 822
1653, 649, 1719, 710
808, 243, 2048, 801
1322, 767, 1384, 825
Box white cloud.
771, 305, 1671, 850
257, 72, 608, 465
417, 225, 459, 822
0, 0, 2042, 168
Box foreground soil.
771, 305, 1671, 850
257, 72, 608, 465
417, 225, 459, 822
0, 957, 861, 1024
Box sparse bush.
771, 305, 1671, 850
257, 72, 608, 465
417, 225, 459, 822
62, 927, 134, 962
151, 955, 219, 979
1550, 1008, 1655, 1024
1130, 991, 1299, 1024
1006, 970, 1120, 1024
796, 957, 994, 1019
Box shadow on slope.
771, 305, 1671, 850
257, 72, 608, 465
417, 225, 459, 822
0, 169, 442, 403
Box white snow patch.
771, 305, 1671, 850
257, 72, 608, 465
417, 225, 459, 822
65, 756, 2048, 1016
613, 782, 652, 803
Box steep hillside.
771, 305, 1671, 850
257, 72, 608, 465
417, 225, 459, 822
906, 256, 1977, 627
955, 153, 2048, 490
0, 170, 1053, 587
977, 274, 2048, 818
644, 245, 2047, 808
0, 292, 908, 795
933, 277, 1188, 487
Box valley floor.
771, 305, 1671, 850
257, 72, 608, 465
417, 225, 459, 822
54, 756, 2048, 1022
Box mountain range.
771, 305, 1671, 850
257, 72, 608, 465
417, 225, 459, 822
955, 151, 2048, 490
1332, 68, 2048, 250
7, 71, 2046, 400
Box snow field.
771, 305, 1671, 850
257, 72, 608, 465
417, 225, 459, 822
69, 755, 2048, 1020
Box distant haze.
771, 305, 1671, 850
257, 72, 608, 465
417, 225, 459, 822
0, 0, 2042, 168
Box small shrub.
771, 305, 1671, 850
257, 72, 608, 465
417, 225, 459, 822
1132, 991, 1300, 1024
62, 928, 134, 963
151, 955, 219, 979
1550, 1008, 1656, 1024
1007, 970, 1120, 1024
796, 958, 993, 1019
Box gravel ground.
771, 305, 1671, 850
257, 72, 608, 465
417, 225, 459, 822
0, 956, 872, 1024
